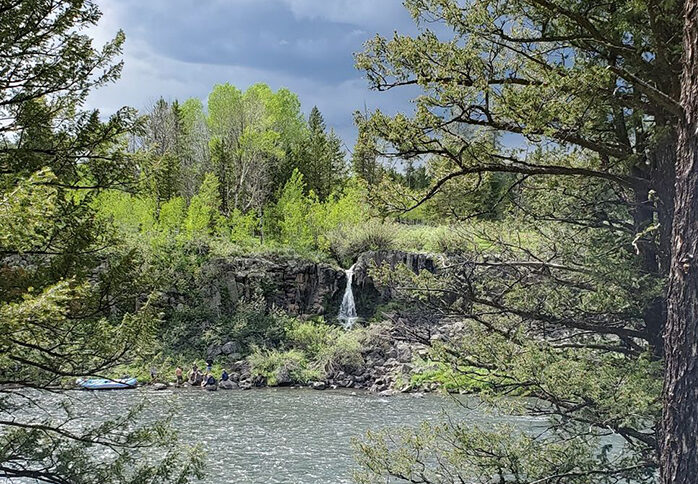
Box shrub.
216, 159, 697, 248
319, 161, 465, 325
161, 306, 217, 357
184, 172, 223, 235
270, 169, 320, 253
315, 329, 365, 374
201, 295, 290, 354
158, 197, 186, 232
328, 219, 398, 265
94, 190, 156, 234
248, 347, 321, 385
286, 320, 366, 374
286, 320, 337, 356
409, 360, 491, 392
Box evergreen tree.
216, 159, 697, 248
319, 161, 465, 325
352, 0, 688, 481
298, 107, 348, 200
0, 1, 201, 482
661, 1, 698, 481
351, 120, 383, 188
325, 128, 348, 195
403, 160, 430, 191
140, 98, 183, 215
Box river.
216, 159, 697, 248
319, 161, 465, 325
14, 387, 546, 484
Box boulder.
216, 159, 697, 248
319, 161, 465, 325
275, 367, 292, 386
207, 341, 243, 361
153, 383, 168, 391
219, 380, 237, 390
370, 382, 389, 393
398, 363, 413, 374
220, 341, 242, 356
396, 343, 413, 363
311, 381, 327, 390
252, 375, 266, 386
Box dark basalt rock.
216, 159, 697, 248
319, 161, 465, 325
165, 255, 346, 318
351, 250, 439, 317
161, 250, 439, 325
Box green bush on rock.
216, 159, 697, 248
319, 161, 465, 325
248, 347, 321, 385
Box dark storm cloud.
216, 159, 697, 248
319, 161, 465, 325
109, 0, 415, 82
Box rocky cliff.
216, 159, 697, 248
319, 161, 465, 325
351, 250, 439, 317
164, 250, 439, 321
166, 255, 346, 318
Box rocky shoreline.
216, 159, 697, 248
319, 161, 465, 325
211, 339, 434, 395
149, 318, 462, 396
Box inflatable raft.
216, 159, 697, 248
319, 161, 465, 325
77, 377, 137, 390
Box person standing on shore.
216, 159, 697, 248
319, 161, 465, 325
175, 366, 183, 386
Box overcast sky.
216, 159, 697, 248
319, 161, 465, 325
87, 0, 420, 150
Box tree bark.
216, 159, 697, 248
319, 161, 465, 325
641, 132, 678, 357
661, 1, 698, 482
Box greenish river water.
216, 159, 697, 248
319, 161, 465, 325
15, 387, 549, 483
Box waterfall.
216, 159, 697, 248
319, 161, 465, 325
338, 264, 358, 329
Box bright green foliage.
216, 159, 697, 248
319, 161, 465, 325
224, 208, 259, 245
158, 196, 187, 232
309, 181, 369, 253
408, 357, 491, 392
89, 82, 361, 258
313, 181, 367, 229
95, 190, 156, 234
184, 172, 222, 235
0, 168, 59, 252
275, 169, 316, 251
286, 320, 365, 374
207, 83, 305, 215
266, 170, 371, 256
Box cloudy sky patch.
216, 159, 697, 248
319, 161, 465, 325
87, 0, 421, 148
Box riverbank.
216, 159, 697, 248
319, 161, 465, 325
116, 317, 491, 396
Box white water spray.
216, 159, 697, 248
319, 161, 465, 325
338, 264, 358, 329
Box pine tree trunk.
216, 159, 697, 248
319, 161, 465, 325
644, 132, 678, 357
661, 0, 698, 481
